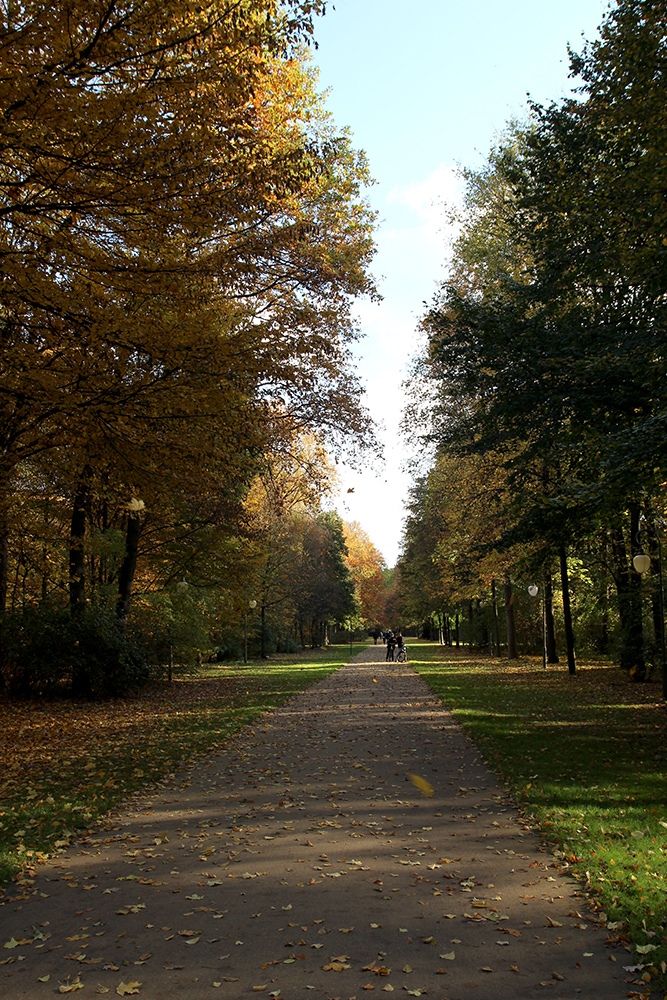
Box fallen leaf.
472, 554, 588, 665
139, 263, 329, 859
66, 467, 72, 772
116, 983, 141, 996
59, 978, 84, 994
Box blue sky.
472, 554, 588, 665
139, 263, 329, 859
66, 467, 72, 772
311, 0, 611, 567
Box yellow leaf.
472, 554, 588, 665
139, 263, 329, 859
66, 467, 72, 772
116, 982, 141, 996
408, 774, 434, 798
59, 978, 84, 994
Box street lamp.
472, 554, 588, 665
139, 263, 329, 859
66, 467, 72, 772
528, 582, 547, 669
244, 599, 257, 665
632, 527, 667, 700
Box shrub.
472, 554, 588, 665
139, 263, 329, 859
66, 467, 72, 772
216, 638, 243, 662
1, 604, 150, 699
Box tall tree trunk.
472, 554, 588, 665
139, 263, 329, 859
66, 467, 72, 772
0, 499, 7, 692
69, 465, 92, 614
559, 546, 577, 675
455, 612, 459, 648
467, 599, 474, 651
0, 514, 7, 615
504, 572, 518, 659
609, 513, 645, 678
491, 578, 501, 656
544, 570, 559, 663
116, 512, 141, 622
260, 603, 267, 658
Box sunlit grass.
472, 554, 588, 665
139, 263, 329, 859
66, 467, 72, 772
410, 642, 667, 989
0, 643, 365, 887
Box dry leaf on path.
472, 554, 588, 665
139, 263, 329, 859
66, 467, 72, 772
59, 978, 84, 994
116, 981, 142, 996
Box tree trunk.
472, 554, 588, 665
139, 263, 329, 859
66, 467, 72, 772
491, 578, 501, 656
0, 500, 7, 691
69, 466, 92, 614
609, 513, 645, 678
260, 604, 267, 658
559, 546, 577, 675
116, 512, 141, 622
544, 570, 559, 663
503, 572, 518, 659
455, 612, 459, 648
0, 518, 7, 615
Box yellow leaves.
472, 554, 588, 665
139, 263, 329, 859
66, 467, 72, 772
59, 977, 84, 993
3, 937, 26, 949
362, 961, 391, 976
322, 955, 351, 971
408, 774, 434, 798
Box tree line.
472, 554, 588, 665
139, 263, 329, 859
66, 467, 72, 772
396, 0, 667, 689
0, 0, 384, 695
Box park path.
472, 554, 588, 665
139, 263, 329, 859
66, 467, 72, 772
0, 645, 634, 999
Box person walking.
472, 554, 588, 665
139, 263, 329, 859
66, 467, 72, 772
386, 632, 396, 661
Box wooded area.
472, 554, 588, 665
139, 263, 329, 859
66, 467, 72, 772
0, 0, 386, 696
394, 0, 667, 695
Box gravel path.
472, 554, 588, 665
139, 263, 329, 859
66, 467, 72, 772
0, 645, 632, 999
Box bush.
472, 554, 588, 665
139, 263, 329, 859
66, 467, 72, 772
1, 604, 151, 699
276, 636, 301, 653
216, 638, 243, 662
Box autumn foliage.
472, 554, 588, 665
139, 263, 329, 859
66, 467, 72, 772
0, 1, 378, 691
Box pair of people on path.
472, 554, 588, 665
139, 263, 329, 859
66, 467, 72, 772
385, 630, 403, 661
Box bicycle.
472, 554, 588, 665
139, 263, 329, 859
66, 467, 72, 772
395, 645, 408, 662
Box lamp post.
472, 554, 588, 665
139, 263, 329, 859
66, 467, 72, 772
244, 599, 257, 665
528, 581, 547, 669
632, 527, 667, 700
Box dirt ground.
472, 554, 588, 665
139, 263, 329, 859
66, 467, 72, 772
0, 645, 636, 999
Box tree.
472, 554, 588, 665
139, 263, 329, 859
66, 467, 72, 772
411, 0, 667, 677
0, 7, 380, 646
343, 521, 387, 627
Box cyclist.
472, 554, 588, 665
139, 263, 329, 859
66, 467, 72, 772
385, 631, 396, 661
395, 631, 404, 658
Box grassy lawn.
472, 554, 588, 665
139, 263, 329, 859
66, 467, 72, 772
0, 643, 365, 888
410, 641, 667, 991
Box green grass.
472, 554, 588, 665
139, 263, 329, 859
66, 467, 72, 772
0, 644, 365, 889
410, 641, 667, 992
